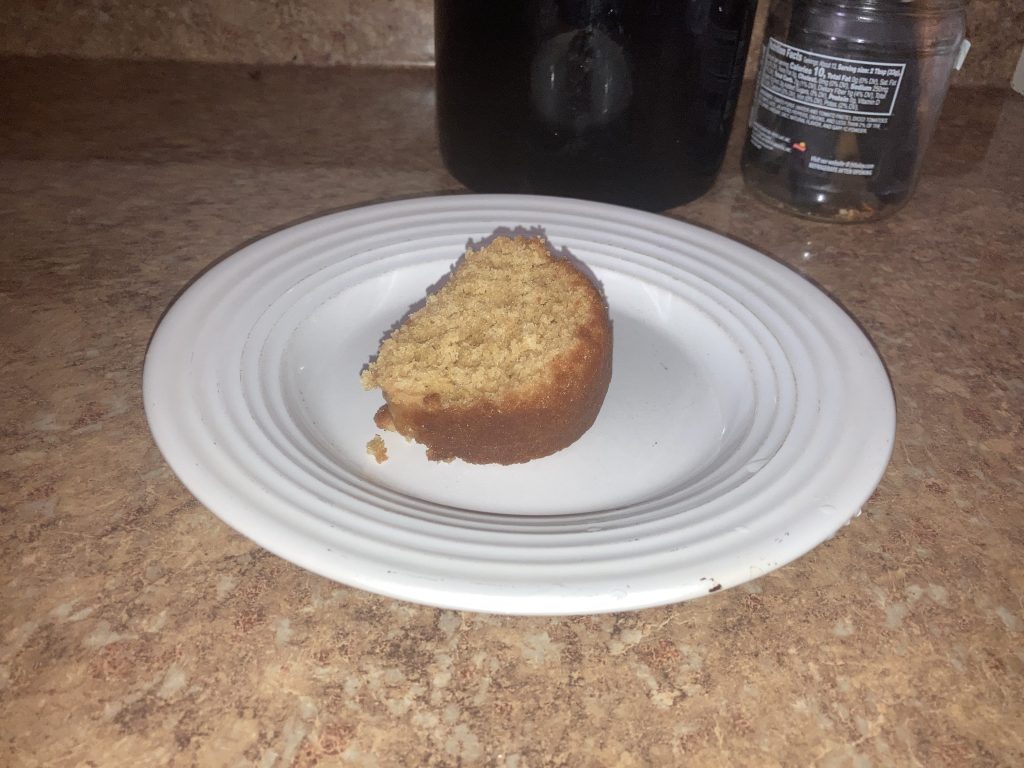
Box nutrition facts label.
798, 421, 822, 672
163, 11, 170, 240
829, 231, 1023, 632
755, 38, 906, 134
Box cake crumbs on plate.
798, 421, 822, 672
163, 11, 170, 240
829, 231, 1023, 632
366, 434, 388, 463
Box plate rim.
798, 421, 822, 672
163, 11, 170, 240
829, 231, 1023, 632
143, 193, 896, 615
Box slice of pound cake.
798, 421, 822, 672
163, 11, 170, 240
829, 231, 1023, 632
360, 235, 612, 464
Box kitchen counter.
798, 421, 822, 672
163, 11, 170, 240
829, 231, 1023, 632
2, 57, 1022, 766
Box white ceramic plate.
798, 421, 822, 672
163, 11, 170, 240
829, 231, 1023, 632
144, 194, 895, 615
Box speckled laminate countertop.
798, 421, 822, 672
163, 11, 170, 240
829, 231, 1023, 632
2, 57, 1022, 767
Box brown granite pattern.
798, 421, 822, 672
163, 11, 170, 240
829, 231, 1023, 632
2, 58, 1023, 766
963, 0, 1024, 87
0, 0, 1022, 86
0, 0, 435, 67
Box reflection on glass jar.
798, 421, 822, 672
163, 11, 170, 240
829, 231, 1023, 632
530, 28, 633, 133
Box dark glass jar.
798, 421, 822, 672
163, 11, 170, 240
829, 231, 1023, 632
741, 0, 967, 222
435, 0, 759, 212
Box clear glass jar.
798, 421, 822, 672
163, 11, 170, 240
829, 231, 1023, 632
741, 0, 967, 222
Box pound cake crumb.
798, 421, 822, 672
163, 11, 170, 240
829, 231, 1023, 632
365, 434, 388, 463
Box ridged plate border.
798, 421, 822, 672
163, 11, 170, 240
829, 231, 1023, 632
143, 194, 895, 614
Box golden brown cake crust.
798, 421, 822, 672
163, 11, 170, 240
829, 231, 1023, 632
379, 319, 611, 464
366, 237, 613, 465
